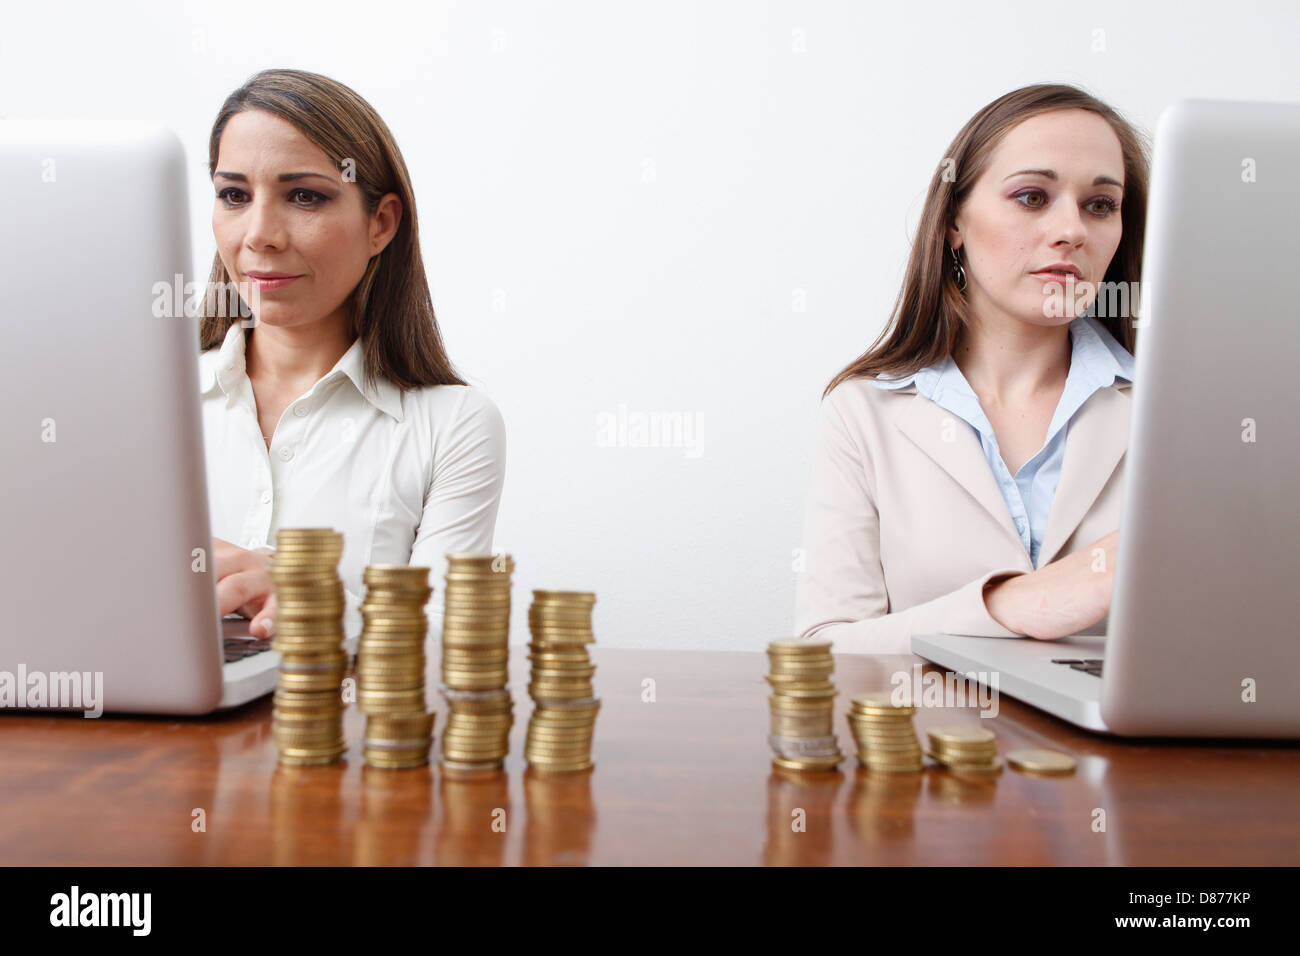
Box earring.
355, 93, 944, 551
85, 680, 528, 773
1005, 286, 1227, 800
950, 244, 967, 292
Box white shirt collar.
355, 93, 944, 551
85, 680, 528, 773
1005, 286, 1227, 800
201, 324, 404, 422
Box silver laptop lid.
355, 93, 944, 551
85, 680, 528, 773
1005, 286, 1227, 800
0, 120, 224, 714
1102, 99, 1300, 736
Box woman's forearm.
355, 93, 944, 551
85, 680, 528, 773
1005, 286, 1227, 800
983, 572, 1036, 637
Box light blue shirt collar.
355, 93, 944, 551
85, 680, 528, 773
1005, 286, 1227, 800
871, 313, 1134, 400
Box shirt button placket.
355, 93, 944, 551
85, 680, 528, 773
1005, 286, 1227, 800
258, 484, 274, 549
267, 418, 293, 553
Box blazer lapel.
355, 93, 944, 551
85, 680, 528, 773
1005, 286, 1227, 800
893, 391, 1023, 548
892, 382, 1132, 567
1037, 383, 1132, 565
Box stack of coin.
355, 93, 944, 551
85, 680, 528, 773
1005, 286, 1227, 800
440, 687, 514, 771
766, 639, 843, 772
525, 591, 599, 773
846, 691, 924, 772
438, 553, 515, 770
357, 564, 435, 769
269, 528, 348, 766
926, 725, 1002, 774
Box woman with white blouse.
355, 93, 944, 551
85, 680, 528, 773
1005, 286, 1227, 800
199, 69, 506, 643
795, 84, 1150, 654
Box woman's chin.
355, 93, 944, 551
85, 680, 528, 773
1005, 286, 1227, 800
1012, 306, 1077, 329
245, 312, 309, 330
1019, 292, 1090, 324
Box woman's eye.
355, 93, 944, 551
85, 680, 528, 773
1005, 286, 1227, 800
214, 187, 329, 207
1014, 190, 1119, 217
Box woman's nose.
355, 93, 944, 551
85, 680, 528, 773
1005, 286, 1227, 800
242, 197, 288, 250
1048, 198, 1088, 245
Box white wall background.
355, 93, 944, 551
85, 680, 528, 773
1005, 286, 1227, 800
5, 1, 1298, 650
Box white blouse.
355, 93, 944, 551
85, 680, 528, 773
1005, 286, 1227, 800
198, 324, 506, 647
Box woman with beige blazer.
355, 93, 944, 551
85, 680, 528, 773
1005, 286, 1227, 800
795, 84, 1151, 655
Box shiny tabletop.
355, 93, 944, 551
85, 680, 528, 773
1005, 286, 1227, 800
1, 648, 1297, 865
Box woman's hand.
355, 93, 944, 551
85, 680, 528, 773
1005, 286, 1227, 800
212, 537, 277, 638
984, 530, 1118, 640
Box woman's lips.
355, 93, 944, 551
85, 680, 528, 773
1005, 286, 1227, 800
1030, 271, 1082, 284
246, 274, 301, 291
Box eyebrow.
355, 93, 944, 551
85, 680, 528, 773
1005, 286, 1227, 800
1003, 168, 1123, 189
212, 171, 338, 184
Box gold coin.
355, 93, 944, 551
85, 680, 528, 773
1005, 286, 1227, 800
529, 697, 597, 710
927, 751, 1004, 773
928, 725, 996, 745
767, 638, 831, 654
278, 651, 349, 671
530, 662, 596, 675
366, 713, 433, 732
1006, 749, 1076, 775
525, 650, 592, 665
269, 567, 341, 583
443, 649, 510, 662
442, 750, 508, 763
269, 554, 341, 566
766, 683, 836, 698
364, 753, 429, 769
272, 693, 342, 709
767, 668, 835, 682
529, 602, 594, 614
441, 759, 506, 772
278, 752, 345, 767
526, 717, 594, 729
526, 761, 593, 774
274, 582, 344, 598
364, 563, 431, 578
528, 618, 594, 630
444, 711, 514, 723
525, 733, 595, 749
360, 602, 429, 616
771, 754, 842, 772
276, 674, 347, 693
527, 624, 594, 636
849, 690, 909, 707
528, 616, 593, 628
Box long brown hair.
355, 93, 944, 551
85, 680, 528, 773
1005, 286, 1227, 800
825, 83, 1150, 398
200, 68, 465, 391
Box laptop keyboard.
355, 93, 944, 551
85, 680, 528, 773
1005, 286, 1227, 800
224, 636, 273, 664
1052, 658, 1104, 677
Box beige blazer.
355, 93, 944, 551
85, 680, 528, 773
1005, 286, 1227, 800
793, 374, 1131, 654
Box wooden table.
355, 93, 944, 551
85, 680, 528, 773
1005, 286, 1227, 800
2, 649, 1297, 865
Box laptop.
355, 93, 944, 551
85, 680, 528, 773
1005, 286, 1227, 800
0, 119, 280, 714
913, 98, 1300, 738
